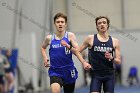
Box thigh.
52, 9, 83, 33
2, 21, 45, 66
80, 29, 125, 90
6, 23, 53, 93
50, 76, 63, 87
90, 75, 102, 92
5, 72, 14, 81
50, 76, 63, 93
0, 84, 4, 93
63, 83, 75, 93
103, 74, 115, 93
0, 75, 4, 93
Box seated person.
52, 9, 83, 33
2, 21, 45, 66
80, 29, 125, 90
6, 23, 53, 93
127, 66, 139, 86
0, 48, 10, 93
5, 49, 15, 93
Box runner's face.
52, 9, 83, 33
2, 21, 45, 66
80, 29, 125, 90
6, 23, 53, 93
96, 18, 108, 33
55, 17, 67, 32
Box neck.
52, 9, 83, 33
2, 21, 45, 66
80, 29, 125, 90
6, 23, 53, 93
55, 30, 65, 39
98, 31, 109, 39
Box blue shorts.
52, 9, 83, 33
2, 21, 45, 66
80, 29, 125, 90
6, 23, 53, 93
48, 66, 78, 84
90, 74, 115, 93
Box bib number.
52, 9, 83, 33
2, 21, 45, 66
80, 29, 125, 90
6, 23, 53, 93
71, 69, 76, 78
65, 47, 71, 54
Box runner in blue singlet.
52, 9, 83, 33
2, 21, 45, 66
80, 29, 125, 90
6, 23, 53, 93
41, 13, 91, 93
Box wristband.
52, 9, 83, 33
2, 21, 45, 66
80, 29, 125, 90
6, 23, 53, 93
110, 57, 115, 62
69, 44, 72, 50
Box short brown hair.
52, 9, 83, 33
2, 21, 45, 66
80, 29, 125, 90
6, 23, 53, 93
95, 16, 110, 29
54, 13, 67, 23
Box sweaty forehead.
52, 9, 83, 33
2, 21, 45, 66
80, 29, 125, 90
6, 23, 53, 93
55, 17, 65, 22
97, 18, 107, 22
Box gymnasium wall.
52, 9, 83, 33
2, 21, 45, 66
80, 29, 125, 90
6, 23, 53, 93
0, 0, 140, 90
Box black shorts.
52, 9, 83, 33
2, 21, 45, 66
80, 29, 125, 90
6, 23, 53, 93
5, 67, 13, 73
0, 75, 4, 85
50, 76, 75, 93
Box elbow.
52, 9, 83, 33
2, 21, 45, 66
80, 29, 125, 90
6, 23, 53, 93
118, 60, 121, 65
41, 47, 43, 52
41, 46, 43, 50
41, 46, 45, 50
73, 49, 79, 56
116, 59, 121, 65
118, 57, 122, 64
41, 45, 44, 49
41, 46, 46, 54
78, 48, 82, 53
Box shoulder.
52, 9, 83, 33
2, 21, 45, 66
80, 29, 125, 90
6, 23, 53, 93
112, 37, 119, 43
85, 35, 94, 41
44, 34, 52, 41
46, 34, 52, 39
67, 32, 75, 37
67, 32, 77, 41
0, 54, 7, 61
43, 34, 53, 45
111, 37, 120, 47
83, 35, 94, 48
0, 54, 5, 58
87, 35, 94, 39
